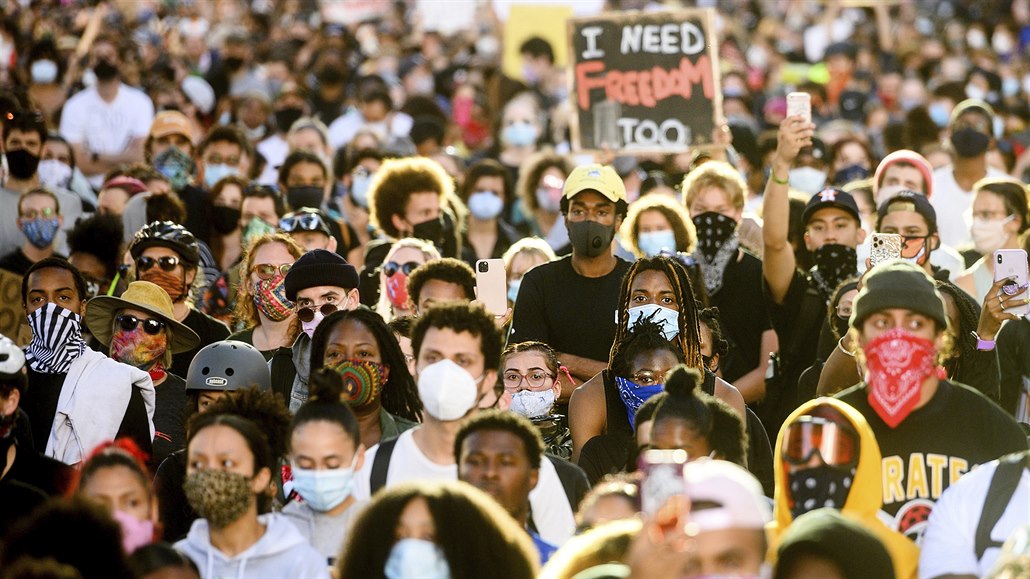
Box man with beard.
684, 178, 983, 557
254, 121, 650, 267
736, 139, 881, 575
762, 115, 865, 436
58, 35, 154, 189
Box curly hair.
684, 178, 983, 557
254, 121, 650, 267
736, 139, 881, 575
610, 256, 703, 371
368, 156, 454, 238
698, 306, 730, 368
309, 307, 423, 422
232, 233, 305, 329
612, 317, 684, 379
516, 151, 572, 214
406, 257, 476, 309
67, 213, 124, 280
934, 280, 981, 378
338, 480, 539, 579
620, 194, 697, 257
680, 160, 747, 212
411, 302, 503, 371
454, 409, 544, 469
188, 386, 292, 462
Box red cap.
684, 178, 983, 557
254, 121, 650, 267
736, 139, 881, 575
874, 150, 934, 199
102, 176, 148, 196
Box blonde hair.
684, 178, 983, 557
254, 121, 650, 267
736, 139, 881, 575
539, 519, 641, 579
620, 195, 697, 257
233, 233, 306, 329
502, 237, 557, 272
680, 160, 747, 212
375, 237, 442, 321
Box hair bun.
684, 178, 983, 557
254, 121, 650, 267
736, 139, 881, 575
663, 365, 702, 398
309, 368, 346, 403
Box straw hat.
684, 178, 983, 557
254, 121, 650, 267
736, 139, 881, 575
85, 281, 200, 354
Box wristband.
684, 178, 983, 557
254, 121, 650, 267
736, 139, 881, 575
771, 172, 789, 185
972, 331, 995, 351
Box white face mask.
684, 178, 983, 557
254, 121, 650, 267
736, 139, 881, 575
290, 453, 358, 512
970, 215, 1015, 256
417, 359, 480, 421
509, 388, 556, 419
788, 167, 828, 195
385, 538, 450, 579
37, 159, 72, 189
625, 304, 680, 340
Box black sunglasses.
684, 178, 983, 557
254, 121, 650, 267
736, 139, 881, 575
137, 255, 181, 272
382, 261, 420, 277
297, 303, 337, 323
115, 314, 166, 335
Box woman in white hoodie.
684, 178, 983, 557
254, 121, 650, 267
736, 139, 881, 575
174, 412, 328, 579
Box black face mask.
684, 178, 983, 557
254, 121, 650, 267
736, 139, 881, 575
210, 206, 242, 235
93, 58, 118, 81
6, 149, 40, 180
950, 127, 990, 158
832, 164, 870, 186
568, 220, 615, 258
274, 107, 304, 133
787, 467, 854, 520
223, 56, 245, 72
317, 67, 345, 85
412, 215, 445, 248
811, 244, 858, 300
287, 186, 325, 210
692, 212, 737, 260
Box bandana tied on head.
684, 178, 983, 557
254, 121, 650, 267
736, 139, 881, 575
25, 303, 87, 374
252, 276, 293, 322
810, 244, 858, 301
615, 376, 664, 430
864, 328, 938, 428
692, 212, 740, 296
329, 359, 389, 411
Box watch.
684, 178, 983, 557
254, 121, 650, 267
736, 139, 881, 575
972, 331, 995, 351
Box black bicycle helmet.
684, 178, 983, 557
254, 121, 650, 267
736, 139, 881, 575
129, 221, 200, 266
186, 340, 270, 392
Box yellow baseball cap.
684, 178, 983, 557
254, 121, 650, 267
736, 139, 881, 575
563, 163, 626, 203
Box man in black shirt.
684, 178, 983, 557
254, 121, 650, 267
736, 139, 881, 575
835, 261, 1026, 542
510, 163, 631, 400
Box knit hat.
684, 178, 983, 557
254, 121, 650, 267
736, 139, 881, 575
283, 249, 359, 301
876, 191, 938, 234
850, 261, 947, 329
873, 150, 934, 199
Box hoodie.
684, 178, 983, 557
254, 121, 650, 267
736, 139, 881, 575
767, 397, 919, 579
175, 512, 329, 579
775, 508, 895, 579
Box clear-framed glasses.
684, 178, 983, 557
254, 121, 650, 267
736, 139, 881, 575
502, 369, 553, 392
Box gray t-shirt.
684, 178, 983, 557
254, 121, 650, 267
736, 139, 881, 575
281, 498, 365, 563
0, 185, 83, 257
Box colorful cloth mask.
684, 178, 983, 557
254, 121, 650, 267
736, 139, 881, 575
788, 466, 855, 519
112, 509, 155, 554
243, 217, 277, 247
863, 328, 938, 428
810, 244, 858, 301
252, 276, 294, 322
510, 389, 556, 419
25, 303, 87, 374
615, 376, 664, 429
385, 271, 410, 309
691, 212, 740, 296
20, 217, 60, 249
110, 324, 167, 370
329, 359, 389, 411
153, 146, 195, 192
183, 469, 253, 529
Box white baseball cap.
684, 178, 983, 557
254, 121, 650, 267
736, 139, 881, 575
682, 459, 771, 532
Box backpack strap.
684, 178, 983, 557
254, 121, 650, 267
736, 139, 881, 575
975, 452, 1029, 561
369, 437, 400, 496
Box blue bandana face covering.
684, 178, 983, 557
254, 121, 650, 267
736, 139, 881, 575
615, 376, 664, 429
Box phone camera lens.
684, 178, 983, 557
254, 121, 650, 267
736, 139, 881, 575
998, 254, 1003, 264
478, 262, 489, 273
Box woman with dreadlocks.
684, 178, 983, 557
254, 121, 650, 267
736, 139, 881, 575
568, 255, 745, 468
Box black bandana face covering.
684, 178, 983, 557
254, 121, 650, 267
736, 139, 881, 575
25, 303, 87, 374
691, 212, 739, 296
810, 244, 858, 301
788, 466, 855, 519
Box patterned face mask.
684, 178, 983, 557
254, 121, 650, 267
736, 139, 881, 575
183, 469, 254, 529
110, 323, 167, 370
153, 146, 195, 191
328, 359, 389, 411
691, 211, 740, 295
863, 328, 939, 428
140, 268, 187, 303
25, 302, 87, 374
252, 276, 293, 322
810, 244, 858, 301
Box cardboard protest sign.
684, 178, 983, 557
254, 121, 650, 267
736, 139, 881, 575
568, 9, 721, 153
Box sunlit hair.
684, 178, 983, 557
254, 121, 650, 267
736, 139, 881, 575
232, 233, 305, 329
610, 256, 703, 370
368, 156, 454, 238
680, 160, 747, 212
501, 236, 557, 273
375, 237, 441, 321
619, 194, 696, 258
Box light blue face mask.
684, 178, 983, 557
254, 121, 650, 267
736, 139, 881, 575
507, 277, 522, 303
502, 121, 538, 147
290, 453, 358, 512
384, 538, 450, 579
351, 172, 372, 208
637, 229, 677, 257
625, 304, 679, 340
203, 163, 239, 189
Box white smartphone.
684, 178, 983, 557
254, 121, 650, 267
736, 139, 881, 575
994, 249, 1030, 317
787, 91, 812, 123
870, 233, 902, 268
475, 259, 508, 316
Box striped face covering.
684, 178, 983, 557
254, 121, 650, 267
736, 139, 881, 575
25, 302, 87, 374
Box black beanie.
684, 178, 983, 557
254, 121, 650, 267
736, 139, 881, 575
284, 249, 360, 301
850, 260, 947, 330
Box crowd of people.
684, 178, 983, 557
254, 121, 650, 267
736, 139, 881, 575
0, 0, 1029, 578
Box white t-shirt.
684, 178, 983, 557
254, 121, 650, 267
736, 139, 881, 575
930, 165, 1007, 249
327, 108, 412, 150
59, 83, 155, 188
919, 459, 1029, 578
256, 134, 289, 185
353, 428, 577, 546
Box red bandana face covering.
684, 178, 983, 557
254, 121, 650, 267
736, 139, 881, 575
863, 328, 938, 428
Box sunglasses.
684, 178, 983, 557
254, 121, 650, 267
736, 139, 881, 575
382, 261, 420, 277
115, 314, 166, 335
252, 263, 291, 280
137, 255, 181, 272
782, 416, 857, 469
297, 303, 337, 323
280, 213, 328, 234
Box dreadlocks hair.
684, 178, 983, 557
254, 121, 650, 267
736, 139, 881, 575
611, 317, 684, 379
933, 280, 980, 378
610, 256, 703, 371
309, 307, 423, 422
698, 306, 729, 372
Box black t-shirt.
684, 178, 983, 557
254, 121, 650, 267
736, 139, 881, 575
710, 251, 772, 383
152, 373, 187, 468
836, 379, 1027, 540
170, 309, 231, 378
0, 248, 47, 277
509, 256, 631, 363
154, 450, 194, 541
997, 317, 1030, 416
2, 438, 75, 497
228, 327, 276, 361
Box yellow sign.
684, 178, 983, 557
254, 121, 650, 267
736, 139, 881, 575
502, 4, 574, 81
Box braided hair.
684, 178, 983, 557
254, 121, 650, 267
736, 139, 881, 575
610, 256, 703, 371
934, 280, 980, 377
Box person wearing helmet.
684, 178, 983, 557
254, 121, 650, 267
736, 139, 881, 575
154, 339, 271, 541
129, 221, 230, 379
0, 332, 74, 507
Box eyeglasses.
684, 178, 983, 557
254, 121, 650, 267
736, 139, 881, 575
280, 213, 328, 233
502, 369, 554, 391
20, 207, 56, 220
782, 416, 857, 469
136, 255, 181, 272
115, 314, 166, 335
297, 303, 337, 323
382, 261, 420, 277
252, 263, 291, 280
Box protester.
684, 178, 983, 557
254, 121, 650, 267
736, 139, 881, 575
573, 474, 639, 533
955, 177, 1029, 303
204, 175, 246, 273
774, 509, 896, 579
405, 257, 476, 316
371, 237, 441, 321
620, 194, 695, 259
500, 341, 572, 459
66, 213, 125, 298
516, 151, 573, 251
77, 439, 159, 554
278, 150, 362, 263
0, 187, 63, 276
228, 232, 304, 358
502, 236, 556, 306
98, 175, 148, 218
459, 159, 522, 264
279, 207, 336, 252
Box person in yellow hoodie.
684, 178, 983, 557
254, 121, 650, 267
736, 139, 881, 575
767, 397, 919, 579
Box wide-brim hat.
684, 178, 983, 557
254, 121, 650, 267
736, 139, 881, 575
85, 281, 200, 354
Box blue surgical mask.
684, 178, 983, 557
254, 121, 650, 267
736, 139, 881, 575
203, 163, 239, 189
290, 454, 358, 512
928, 102, 950, 127
30, 59, 58, 84
626, 304, 679, 340
351, 173, 372, 208
467, 191, 504, 220
502, 121, 538, 147
507, 277, 522, 303
637, 230, 677, 257
384, 538, 450, 579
